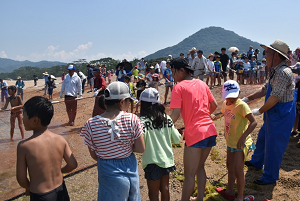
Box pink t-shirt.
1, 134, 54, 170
170, 79, 217, 146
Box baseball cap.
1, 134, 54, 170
93, 68, 100, 73
222, 80, 240, 99
137, 88, 161, 104
105, 81, 136, 101
68, 65, 75, 70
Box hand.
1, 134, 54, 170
178, 128, 184, 135
241, 97, 250, 103
93, 90, 99, 97
60, 94, 63, 99
210, 114, 216, 120
237, 136, 246, 149
252, 108, 262, 116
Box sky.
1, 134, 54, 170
1, 0, 299, 63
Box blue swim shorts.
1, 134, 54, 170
186, 135, 217, 148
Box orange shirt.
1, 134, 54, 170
170, 79, 217, 146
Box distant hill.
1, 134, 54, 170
145, 26, 264, 60
0, 58, 67, 73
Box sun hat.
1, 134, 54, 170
17, 76, 21, 79
261, 39, 289, 60
152, 73, 159, 78
222, 80, 240, 99
104, 81, 136, 101
208, 53, 214, 58
168, 55, 172, 58
50, 75, 56, 80
189, 47, 197, 52
150, 66, 155, 69
262, 58, 266, 62
292, 62, 300, 68
137, 88, 161, 105
170, 57, 195, 71
68, 65, 75, 70
43, 72, 49, 75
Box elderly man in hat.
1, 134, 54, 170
242, 39, 296, 185
188, 47, 197, 67
60, 65, 82, 126
191, 50, 207, 81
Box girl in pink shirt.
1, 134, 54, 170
169, 58, 218, 201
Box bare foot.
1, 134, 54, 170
10, 138, 14, 141
190, 197, 201, 201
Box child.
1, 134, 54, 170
1, 86, 25, 140
169, 58, 218, 201
215, 80, 257, 201
107, 70, 112, 84
249, 55, 257, 84
163, 61, 174, 104
139, 88, 181, 201
0, 78, 8, 102
149, 74, 163, 90
46, 75, 56, 100
124, 76, 137, 113
236, 60, 244, 84
132, 66, 139, 83
206, 54, 215, 89
16, 76, 25, 100
243, 57, 251, 85
135, 75, 147, 114
16, 96, 77, 200
80, 81, 145, 201
259, 58, 266, 84
213, 55, 222, 86
116, 66, 127, 82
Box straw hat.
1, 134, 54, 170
43, 72, 49, 75
261, 39, 289, 60
189, 47, 197, 52
17, 76, 21, 79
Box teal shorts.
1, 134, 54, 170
227, 143, 256, 152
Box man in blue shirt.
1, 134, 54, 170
163, 62, 174, 104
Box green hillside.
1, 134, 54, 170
145, 26, 264, 59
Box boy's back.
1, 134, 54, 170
17, 130, 75, 194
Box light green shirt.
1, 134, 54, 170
141, 115, 181, 169
133, 69, 139, 77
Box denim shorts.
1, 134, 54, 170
186, 135, 217, 148
97, 153, 140, 201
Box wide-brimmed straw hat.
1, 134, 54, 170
189, 47, 197, 52
261, 39, 289, 60
43, 72, 49, 75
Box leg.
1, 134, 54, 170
65, 98, 72, 123
17, 112, 25, 140
147, 179, 161, 201
206, 76, 209, 85
160, 174, 170, 201
226, 151, 236, 195
10, 114, 16, 141
195, 147, 212, 200
181, 146, 202, 201
292, 114, 299, 132
234, 151, 245, 201
164, 87, 169, 104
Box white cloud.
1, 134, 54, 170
15, 55, 26, 61
0, 51, 8, 58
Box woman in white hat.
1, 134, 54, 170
242, 39, 296, 185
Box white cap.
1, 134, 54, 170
105, 81, 136, 101
222, 80, 240, 99
137, 88, 161, 104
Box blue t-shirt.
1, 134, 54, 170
163, 68, 173, 83
249, 60, 256, 70
214, 61, 222, 72
87, 68, 94, 79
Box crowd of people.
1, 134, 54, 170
0, 39, 300, 201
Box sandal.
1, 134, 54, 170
216, 187, 235, 201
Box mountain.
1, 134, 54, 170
0, 58, 67, 73
145, 26, 264, 60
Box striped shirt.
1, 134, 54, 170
80, 111, 144, 159
264, 61, 295, 102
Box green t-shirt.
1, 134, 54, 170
133, 69, 139, 77
141, 115, 181, 169
221, 98, 252, 148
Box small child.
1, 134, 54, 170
80, 81, 145, 201
149, 74, 163, 90
124, 76, 137, 113
1, 86, 25, 140
132, 66, 139, 83
243, 57, 251, 85
206, 54, 215, 89
139, 88, 181, 201
16, 96, 77, 200
215, 80, 257, 201
259, 58, 266, 84
46, 75, 56, 100
236, 60, 244, 84
163, 62, 174, 104
214, 55, 222, 86
135, 75, 147, 114
107, 70, 112, 84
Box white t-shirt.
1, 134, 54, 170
207, 60, 215, 72
146, 72, 154, 82
155, 63, 160, 72
160, 60, 167, 71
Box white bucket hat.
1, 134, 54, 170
261, 39, 289, 60
222, 80, 240, 99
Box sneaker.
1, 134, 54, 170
216, 187, 235, 201
70, 122, 74, 126
244, 195, 255, 201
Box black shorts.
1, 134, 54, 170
137, 90, 143, 100
30, 181, 70, 201
144, 164, 176, 181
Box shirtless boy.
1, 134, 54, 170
0, 85, 25, 140
17, 96, 78, 200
